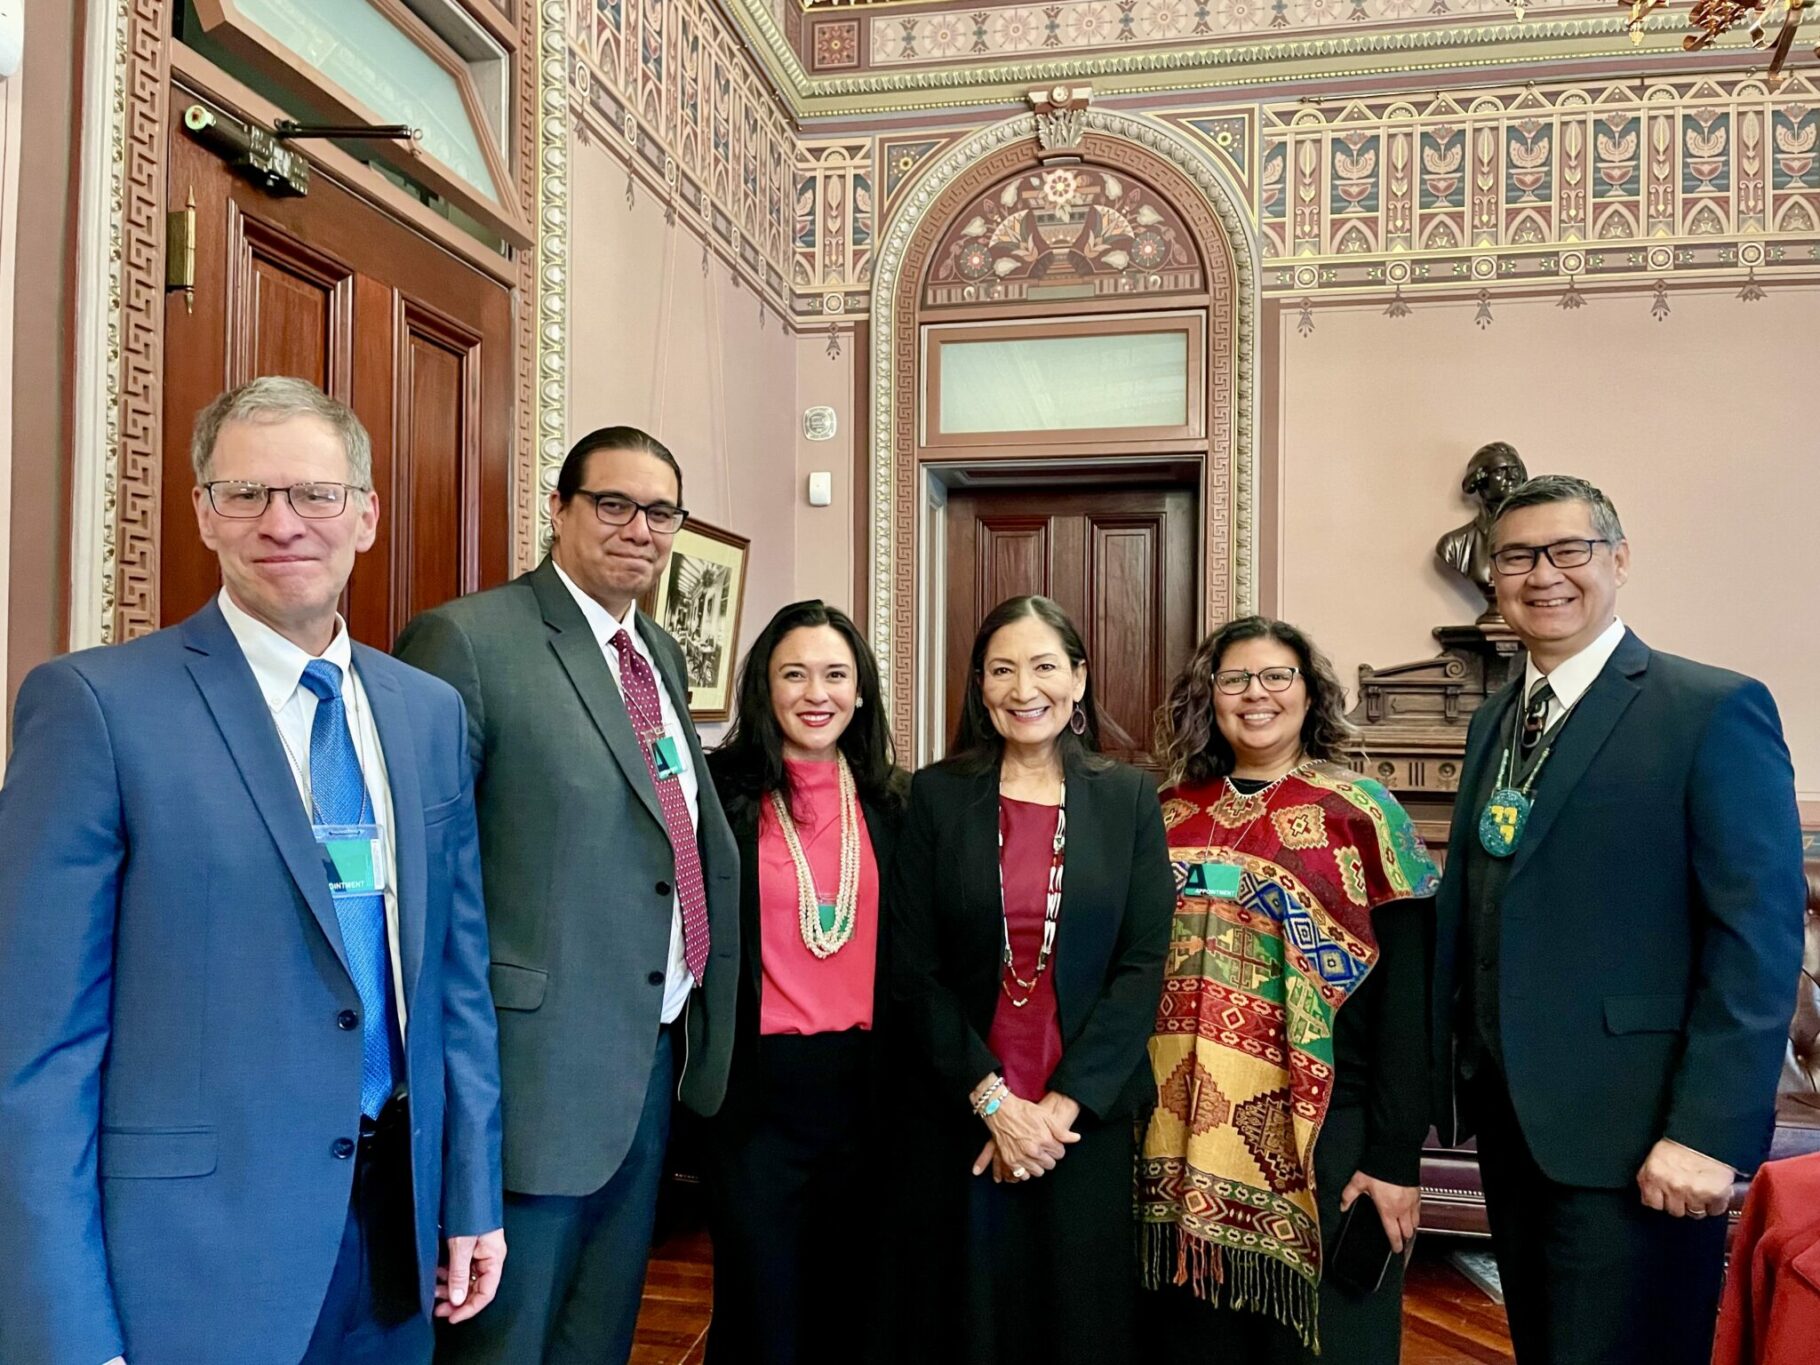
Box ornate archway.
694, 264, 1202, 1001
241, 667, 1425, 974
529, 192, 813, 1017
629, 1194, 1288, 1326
867, 109, 1261, 756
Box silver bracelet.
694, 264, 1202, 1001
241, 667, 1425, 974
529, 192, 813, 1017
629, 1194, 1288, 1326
971, 1077, 1007, 1117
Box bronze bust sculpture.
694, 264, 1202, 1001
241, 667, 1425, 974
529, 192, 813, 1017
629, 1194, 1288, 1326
1436, 441, 1528, 621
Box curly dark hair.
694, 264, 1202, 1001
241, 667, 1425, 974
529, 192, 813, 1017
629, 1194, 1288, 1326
1155, 616, 1354, 788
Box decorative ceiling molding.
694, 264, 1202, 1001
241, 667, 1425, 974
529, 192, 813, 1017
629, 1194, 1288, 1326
727, 0, 1757, 116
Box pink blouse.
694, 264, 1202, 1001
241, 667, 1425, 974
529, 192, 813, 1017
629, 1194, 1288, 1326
756, 758, 880, 1036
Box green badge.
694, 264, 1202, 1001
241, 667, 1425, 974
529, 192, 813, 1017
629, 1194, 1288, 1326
651, 734, 684, 781
313, 822, 382, 897
1183, 862, 1244, 899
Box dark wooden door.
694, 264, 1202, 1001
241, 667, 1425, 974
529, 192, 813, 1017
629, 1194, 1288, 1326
162, 106, 513, 645
944, 484, 1197, 774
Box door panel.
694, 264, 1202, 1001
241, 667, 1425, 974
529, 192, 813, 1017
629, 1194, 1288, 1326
163, 99, 512, 643
944, 484, 1197, 775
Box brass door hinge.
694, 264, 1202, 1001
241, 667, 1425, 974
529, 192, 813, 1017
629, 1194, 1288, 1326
166, 188, 196, 314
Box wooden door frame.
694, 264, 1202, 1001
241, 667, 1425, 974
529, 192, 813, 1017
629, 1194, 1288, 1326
865, 111, 1261, 763
914, 455, 1204, 767
68, 0, 540, 649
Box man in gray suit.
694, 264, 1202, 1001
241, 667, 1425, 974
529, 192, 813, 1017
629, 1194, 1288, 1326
397, 426, 738, 1364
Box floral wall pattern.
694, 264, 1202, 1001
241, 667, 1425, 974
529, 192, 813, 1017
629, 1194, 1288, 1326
561, 0, 1819, 320
776, 71, 1820, 315
568, 0, 797, 309
1247, 72, 1820, 298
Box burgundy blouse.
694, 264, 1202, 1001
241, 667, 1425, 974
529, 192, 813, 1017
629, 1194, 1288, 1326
986, 796, 1065, 1100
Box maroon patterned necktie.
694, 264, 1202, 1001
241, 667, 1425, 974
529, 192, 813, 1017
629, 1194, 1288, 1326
611, 628, 710, 983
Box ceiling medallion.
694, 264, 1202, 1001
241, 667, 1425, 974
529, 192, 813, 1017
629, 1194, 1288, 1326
1619, 0, 1816, 85
1030, 85, 1093, 163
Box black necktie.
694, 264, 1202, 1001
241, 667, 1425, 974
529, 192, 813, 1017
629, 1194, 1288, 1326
1520, 679, 1554, 758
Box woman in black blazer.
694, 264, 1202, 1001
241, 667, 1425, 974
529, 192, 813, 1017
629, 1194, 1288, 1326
889, 595, 1174, 1365
704, 600, 907, 1365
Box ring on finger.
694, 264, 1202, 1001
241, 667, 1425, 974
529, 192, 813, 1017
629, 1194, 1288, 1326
1013, 1167, 1029, 1180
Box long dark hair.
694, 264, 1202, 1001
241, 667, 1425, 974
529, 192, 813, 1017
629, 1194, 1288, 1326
711, 600, 901, 817
944, 595, 1108, 775
1156, 615, 1353, 788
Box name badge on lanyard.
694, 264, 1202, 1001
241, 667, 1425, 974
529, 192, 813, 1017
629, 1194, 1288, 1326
1183, 862, 1244, 900
314, 822, 385, 897
651, 734, 685, 782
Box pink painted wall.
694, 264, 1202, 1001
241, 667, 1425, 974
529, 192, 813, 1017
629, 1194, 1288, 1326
794, 332, 858, 615
569, 136, 801, 738
1272, 285, 1820, 799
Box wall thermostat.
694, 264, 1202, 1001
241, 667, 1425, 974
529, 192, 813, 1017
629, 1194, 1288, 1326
807, 473, 833, 507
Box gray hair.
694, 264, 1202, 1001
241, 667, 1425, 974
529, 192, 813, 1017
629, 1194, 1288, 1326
1493, 473, 1625, 545
190, 377, 373, 489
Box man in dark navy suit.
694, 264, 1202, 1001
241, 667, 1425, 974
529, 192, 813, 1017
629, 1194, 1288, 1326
0, 379, 505, 1365
1433, 474, 1805, 1365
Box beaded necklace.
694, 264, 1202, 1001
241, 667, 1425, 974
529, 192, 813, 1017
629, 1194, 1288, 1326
998, 781, 1067, 1008
768, 752, 862, 958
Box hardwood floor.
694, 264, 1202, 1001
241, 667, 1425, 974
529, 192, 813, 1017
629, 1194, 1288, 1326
629, 1225, 1515, 1364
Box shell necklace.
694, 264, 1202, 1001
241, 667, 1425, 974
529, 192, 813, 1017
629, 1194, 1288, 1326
769, 752, 862, 958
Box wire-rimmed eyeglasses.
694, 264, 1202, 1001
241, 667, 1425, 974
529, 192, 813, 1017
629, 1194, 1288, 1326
203, 480, 368, 519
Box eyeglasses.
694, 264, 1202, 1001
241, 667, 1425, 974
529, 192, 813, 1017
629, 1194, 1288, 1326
574, 489, 689, 535
1490, 538, 1609, 576
1213, 666, 1302, 695
204, 480, 368, 519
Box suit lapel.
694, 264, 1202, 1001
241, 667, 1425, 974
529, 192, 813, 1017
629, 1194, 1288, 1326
959, 769, 1003, 932
532, 562, 665, 830
356, 648, 426, 1007
1510, 631, 1648, 880
181, 604, 351, 979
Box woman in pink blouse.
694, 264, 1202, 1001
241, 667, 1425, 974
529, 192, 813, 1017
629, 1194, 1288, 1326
704, 600, 907, 1365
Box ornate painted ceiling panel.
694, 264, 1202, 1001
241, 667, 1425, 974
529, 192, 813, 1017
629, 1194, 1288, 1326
719, 0, 1770, 114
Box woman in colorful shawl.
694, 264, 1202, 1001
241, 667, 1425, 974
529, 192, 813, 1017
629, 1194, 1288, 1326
1138, 616, 1441, 1361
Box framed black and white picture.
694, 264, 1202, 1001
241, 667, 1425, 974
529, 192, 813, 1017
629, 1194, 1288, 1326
644, 517, 749, 721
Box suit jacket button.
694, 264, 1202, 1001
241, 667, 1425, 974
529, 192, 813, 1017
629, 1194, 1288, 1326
648, 970, 665, 986
656, 880, 672, 896
337, 1010, 359, 1030
332, 1137, 356, 1159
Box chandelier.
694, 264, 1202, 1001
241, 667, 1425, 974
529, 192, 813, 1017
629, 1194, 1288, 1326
1609, 0, 1816, 85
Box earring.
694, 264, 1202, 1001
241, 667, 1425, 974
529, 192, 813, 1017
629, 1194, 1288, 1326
855, 696, 864, 708
1069, 708, 1087, 736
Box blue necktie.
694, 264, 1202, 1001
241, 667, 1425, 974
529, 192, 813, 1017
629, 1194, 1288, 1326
299, 659, 396, 1119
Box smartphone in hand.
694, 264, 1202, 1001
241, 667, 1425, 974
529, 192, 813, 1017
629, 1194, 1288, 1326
1327, 1191, 1413, 1296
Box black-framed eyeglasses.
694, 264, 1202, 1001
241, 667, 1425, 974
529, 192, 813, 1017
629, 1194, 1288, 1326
574, 489, 689, 535
1490, 538, 1609, 576
204, 480, 368, 519
1213, 666, 1302, 695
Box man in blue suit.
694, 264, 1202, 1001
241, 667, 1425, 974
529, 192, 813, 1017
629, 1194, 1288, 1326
1433, 474, 1805, 1365
0, 378, 506, 1365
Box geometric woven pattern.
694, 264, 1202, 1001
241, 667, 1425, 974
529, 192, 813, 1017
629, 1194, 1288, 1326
1141, 763, 1439, 1335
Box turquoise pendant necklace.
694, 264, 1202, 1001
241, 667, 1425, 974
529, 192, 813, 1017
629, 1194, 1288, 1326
1478, 701, 1563, 859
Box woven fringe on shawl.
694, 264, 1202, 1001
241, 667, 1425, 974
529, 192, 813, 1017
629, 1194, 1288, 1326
1141, 1220, 1320, 1354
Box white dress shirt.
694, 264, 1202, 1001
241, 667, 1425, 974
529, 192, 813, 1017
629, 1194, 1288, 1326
217, 589, 408, 1030
1522, 615, 1627, 727
553, 562, 698, 1024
